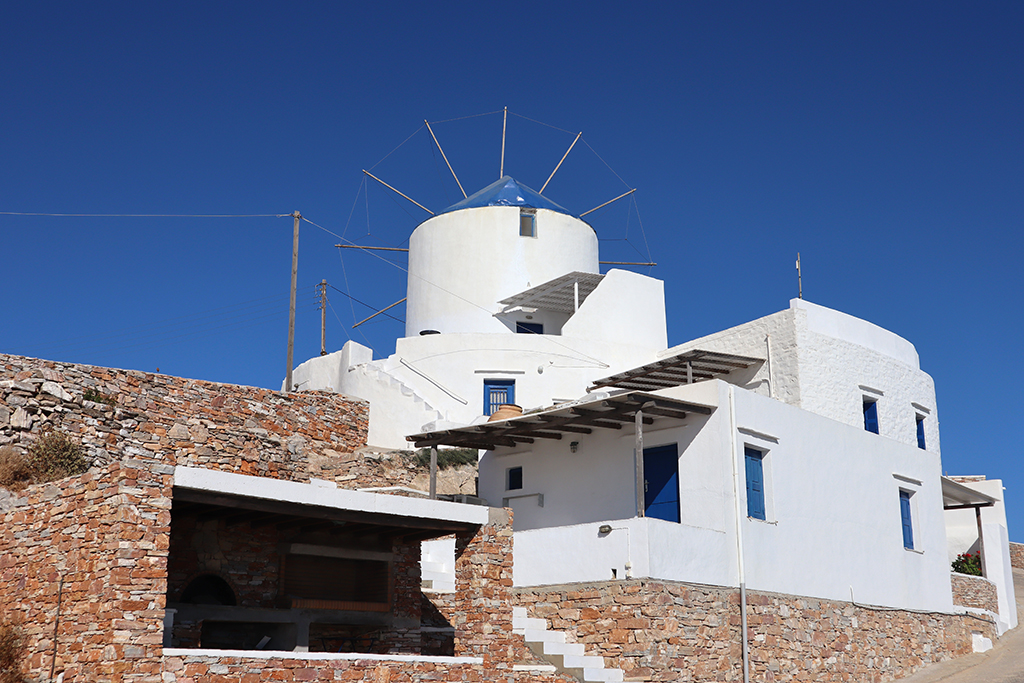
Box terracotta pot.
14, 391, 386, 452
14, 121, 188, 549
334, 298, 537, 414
488, 403, 523, 422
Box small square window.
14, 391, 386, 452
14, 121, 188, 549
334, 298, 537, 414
916, 415, 926, 450
507, 466, 523, 491
863, 399, 879, 434
516, 321, 543, 335
520, 211, 536, 237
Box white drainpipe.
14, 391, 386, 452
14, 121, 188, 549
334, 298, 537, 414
728, 385, 750, 683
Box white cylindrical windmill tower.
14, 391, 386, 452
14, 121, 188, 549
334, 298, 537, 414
405, 176, 599, 338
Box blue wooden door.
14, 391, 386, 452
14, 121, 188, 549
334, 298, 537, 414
643, 445, 680, 522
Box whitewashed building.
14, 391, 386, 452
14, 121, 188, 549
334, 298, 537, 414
292, 174, 1015, 623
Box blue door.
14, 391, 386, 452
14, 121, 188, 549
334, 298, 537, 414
643, 445, 680, 522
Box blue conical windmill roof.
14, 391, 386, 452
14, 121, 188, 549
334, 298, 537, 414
438, 176, 574, 217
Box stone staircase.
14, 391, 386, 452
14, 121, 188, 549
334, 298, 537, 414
420, 539, 456, 593
512, 607, 623, 682
359, 362, 444, 425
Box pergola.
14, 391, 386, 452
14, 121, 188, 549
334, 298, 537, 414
408, 390, 716, 517
941, 476, 997, 577
587, 349, 763, 392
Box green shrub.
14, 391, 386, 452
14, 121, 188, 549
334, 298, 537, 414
28, 431, 89, 482
82, 387, 116, 406
952, 551, 983, 576
416, 447, 478, 470
0, 622, 25, 683
0, 447, 34, 491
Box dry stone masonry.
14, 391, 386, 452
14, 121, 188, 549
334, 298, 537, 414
514, 579, 996, 683
0, 353, 1003, 682
1010, 541, 1024, 570
950, 573, 1000, 614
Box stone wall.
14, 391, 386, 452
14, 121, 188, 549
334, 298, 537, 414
951, 573, 1000, 613
1010, 541, 1024, 570
0, 353, 368, 492
0, 447, 571, 682
514, 579, 996, 683
0, 460, 171, 682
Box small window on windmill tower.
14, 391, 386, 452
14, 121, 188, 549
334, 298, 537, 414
520, 210, 536, 237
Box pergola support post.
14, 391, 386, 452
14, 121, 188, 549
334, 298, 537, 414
635, 410, 645, 518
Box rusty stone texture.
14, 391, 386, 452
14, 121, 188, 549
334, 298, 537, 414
0, 353, 370, 490
950, 572, 999, 613
1010, 541, 1024, 570
514, 578, 996, 683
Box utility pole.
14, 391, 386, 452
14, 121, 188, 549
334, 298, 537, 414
285, 211, 300, 392
318, 279, 328, 356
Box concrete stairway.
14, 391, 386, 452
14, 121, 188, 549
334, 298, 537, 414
360, 362, 444, 424
512, 607, 623, 682
420, 539, 456, 593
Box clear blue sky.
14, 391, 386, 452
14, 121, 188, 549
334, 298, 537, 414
2, 3, 1022, 539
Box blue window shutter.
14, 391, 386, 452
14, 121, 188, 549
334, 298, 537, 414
864, 401, 879, 434
900, 491, 914, 549
916, 417, 926, 450
744, 447, 765, 520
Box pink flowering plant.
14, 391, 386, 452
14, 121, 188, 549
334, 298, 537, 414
951, 551, 982, 576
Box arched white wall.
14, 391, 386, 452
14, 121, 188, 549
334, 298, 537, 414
405, 207, 599, 337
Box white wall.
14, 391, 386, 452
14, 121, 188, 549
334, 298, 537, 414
663, 299, 939, 453
730, 384, 950, 612
560, 269, 667, 352
405, 207, 599, 337
945, 478, 1018, 632
513, 517, 735, 587
490, 380, 953, 612
291, 333, 663, 449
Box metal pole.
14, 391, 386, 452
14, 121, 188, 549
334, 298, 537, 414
634, 410, 645, 518
429, 447, 438, 500
352, 297, 407, 329
574, 281, 579, 313
976, 506, 987, 577
285, 211, 300, 392
319, 279, 327, 356
580, 188, 637, 218
425, 120, 467, 198
500, 106, 507, 178
540, 131, 582, 194
50, 575, 64, 682
797, 252, 803, 300
363, 170, 434, 215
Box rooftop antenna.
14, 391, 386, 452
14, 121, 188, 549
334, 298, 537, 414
425, 119, 467, 199
540, 131, 582, 194
500, 106, 507, 178
796, 252, 803, 299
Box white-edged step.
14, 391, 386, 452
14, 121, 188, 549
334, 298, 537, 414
511, 607, 623, 683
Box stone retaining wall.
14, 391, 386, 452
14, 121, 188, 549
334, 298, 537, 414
1010, 541, 1024, 570
0, 353, 369, 493
951, 573, 999, 613
514, 579, 996, 683
0, 460, 171, 682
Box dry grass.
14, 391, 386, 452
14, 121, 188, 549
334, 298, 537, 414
0, 447, 33, 492
0, 622, 25, 683
28, 431, 89, 483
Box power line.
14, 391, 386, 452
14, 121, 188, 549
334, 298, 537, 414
0, 212, 284, 218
